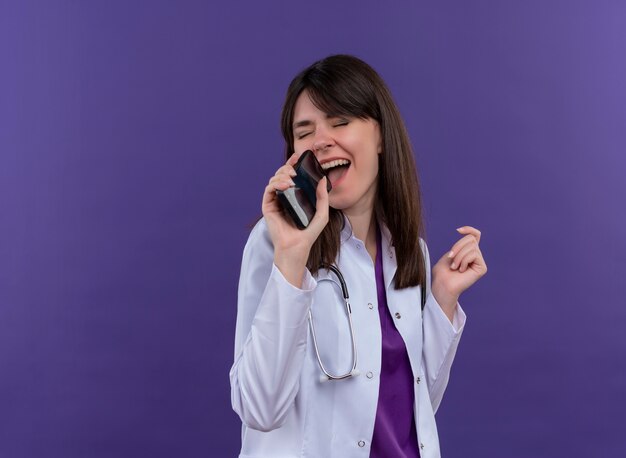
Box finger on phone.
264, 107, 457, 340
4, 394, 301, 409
278, 164, 297, 177
287, 150, 305, 166
275, 166, 297, 179
270, 174, 295, 187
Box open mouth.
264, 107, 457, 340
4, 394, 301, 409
321, 159, 351, 187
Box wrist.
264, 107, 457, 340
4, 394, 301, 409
431, 280, 459, 321
274, 249, 310, 289
274, 244, 309, 266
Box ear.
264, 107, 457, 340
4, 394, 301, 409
376, 124, 383, 154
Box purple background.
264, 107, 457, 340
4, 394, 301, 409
1, 1, 625, 457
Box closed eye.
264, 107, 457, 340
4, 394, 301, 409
296, 132, 312, 140
333, 118, 350, 127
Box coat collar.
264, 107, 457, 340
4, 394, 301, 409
340, 213, 397, 291
339, 213, 353, 243
379, 221, 398, 291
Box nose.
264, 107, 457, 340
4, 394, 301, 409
311, 124, 335, 154
312, 128, 334, 154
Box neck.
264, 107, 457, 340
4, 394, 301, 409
342, 182, 379, 262
344, 204, 378, 260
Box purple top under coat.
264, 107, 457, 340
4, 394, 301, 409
369, 225, 420, 458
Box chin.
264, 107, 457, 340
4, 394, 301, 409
328, 197, 354, 211
328, 199, 344, 210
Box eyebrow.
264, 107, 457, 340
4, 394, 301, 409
292, 120, 313, 130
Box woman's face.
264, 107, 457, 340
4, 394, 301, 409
292, 90, 382, 214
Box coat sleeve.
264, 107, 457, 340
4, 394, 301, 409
419, 237, 467, 414
229, 219, 317, 432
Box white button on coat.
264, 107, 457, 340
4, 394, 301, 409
230, 216, 467, 457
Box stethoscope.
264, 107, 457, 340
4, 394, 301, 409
308, 264, 360, 382
308, 261, 427, 382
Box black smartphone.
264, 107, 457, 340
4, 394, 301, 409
276, 150, 332, 229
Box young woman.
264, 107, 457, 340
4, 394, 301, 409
230, 54, 487, 458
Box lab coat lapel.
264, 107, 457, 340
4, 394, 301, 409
379, 224, 398, 291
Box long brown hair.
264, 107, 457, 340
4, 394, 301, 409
280, 54, 426, 290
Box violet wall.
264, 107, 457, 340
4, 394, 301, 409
1, 1, 625, 456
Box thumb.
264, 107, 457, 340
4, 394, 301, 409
309, 176, 329, 230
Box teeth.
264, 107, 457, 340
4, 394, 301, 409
321, 159, 351, 170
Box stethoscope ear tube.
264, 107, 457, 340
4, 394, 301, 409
324, 264, 349, 300
310, 264, 358, 382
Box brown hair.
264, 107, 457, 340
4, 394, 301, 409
280, 54, 427, 290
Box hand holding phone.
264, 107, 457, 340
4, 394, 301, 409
276, 150, 332, 229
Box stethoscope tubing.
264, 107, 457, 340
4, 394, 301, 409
308, 264, 359, 382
